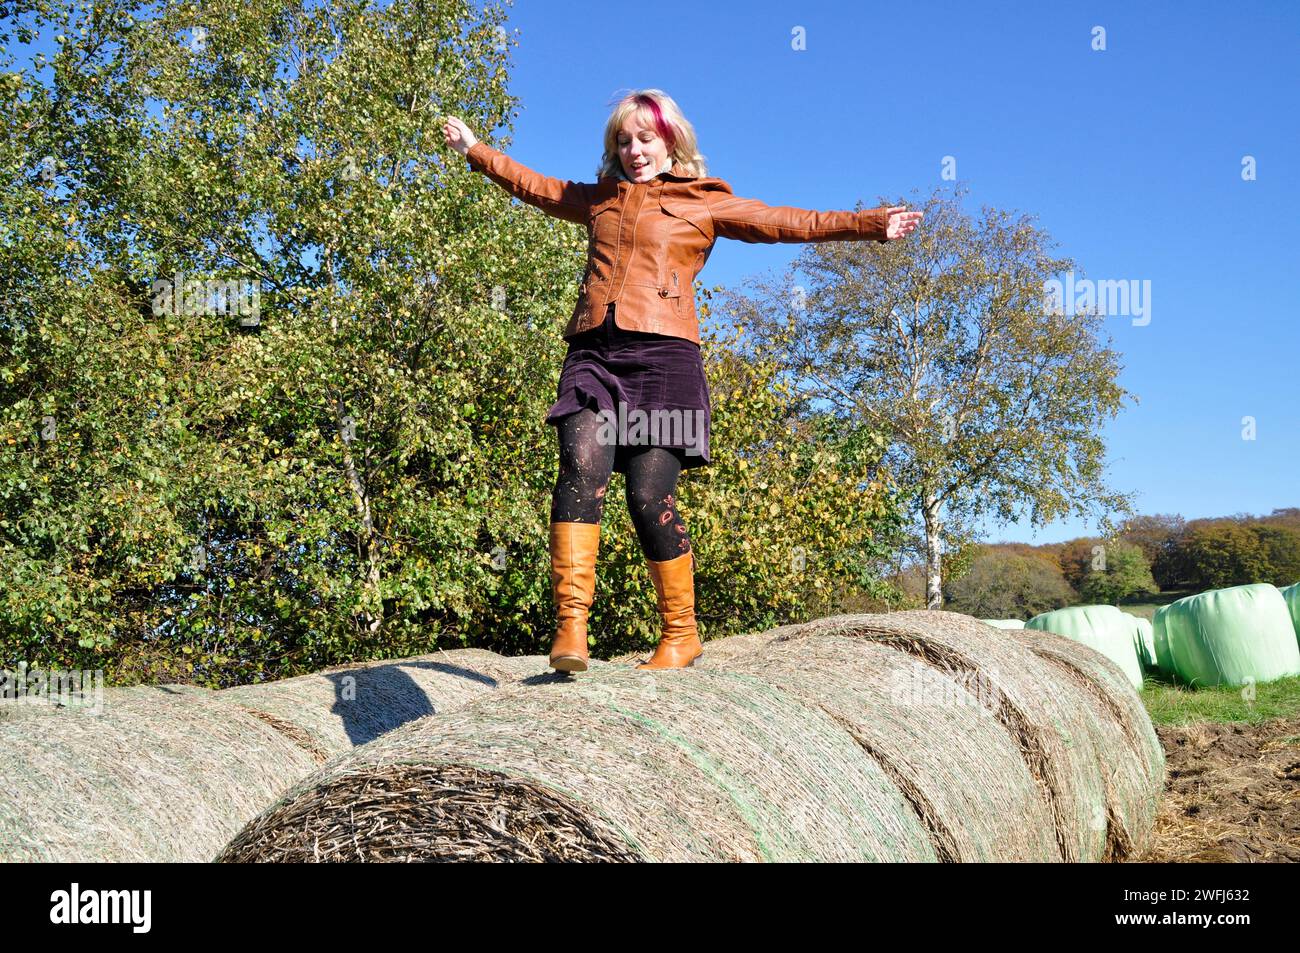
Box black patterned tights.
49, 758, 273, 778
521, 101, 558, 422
549, 407, 693, 562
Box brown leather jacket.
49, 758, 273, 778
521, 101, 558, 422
465, 141, 891, 345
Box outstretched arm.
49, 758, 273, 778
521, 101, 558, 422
704, 189, 921, 244
443, 116, 593, 226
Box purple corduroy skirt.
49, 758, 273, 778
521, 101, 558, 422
545, 302, 711, 473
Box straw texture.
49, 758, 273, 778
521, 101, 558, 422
760, 612, 1108, 861
608, 629, 780, 668
218, 665, 939, 862
0, 650, 567, 862
217, 611, 1165, 863
999, 623, 1165, 857
720, 633, 1060, 861
0, 687, 318, 862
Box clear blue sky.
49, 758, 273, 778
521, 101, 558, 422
485, 0, 1299, 543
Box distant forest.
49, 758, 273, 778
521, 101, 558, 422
909, 509, 1300, 618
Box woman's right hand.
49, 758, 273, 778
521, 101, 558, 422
442, 116, 479, 156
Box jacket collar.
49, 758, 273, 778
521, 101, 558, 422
607, 156, 698, 183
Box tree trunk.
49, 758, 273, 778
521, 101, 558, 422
922, 493, 943, 609
336, 398, 384, 636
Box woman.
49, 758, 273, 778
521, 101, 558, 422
442, 90, 921, 673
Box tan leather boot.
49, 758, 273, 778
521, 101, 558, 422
637, 550, 703, 670
549, 521, 601, 673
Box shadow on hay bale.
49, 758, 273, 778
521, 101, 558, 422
0, 650, 573, 862
221, 649, 573, 757
216, 612, 1165, 863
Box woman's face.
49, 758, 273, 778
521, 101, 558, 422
617, 114, 672, 183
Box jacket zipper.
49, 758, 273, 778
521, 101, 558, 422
611, 185, 647, 301
608, 188, 624, 294
661, 269, 678, 299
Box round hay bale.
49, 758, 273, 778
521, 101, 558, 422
719, 633, 1060, 861
219, 611, 1161, 863
217, 665, 943, 863
996, 623, 1166, 858
0, 652, 563, 862
893, 611, 1164, 852
790, 611, 1114, 861
0, 687, 320, 862
220, 649, 566, 758
981, 619, 1026, 629
0, 683, 210, 721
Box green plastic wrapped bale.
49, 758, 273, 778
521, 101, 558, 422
1151, 584, 1300, 688
981, 619, 1026, 629
1023, 605, 1143, 690
1153, 611, 1170, 675
1281, 583, 1300, 640
1123, 613, 1158, 674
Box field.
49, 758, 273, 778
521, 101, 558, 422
1133, 674, 1300, 862
1089, 586, 1298, 860
1115, 588, 1198, 621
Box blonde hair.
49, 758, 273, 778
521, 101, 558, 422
597, 89, 708, 180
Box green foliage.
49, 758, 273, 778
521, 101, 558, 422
1118, 513, 1185, 589
1251, 523, 1300, 587
0, 0, 903, 682
942, 546, 1075, 618
938, 534, 979, 587
1077, 539, 1158, 604
1180, 522, 1274, 591
1133, 511, 1300, 592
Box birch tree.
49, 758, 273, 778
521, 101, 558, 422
721, 185, 1135, 608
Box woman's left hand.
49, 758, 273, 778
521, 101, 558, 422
885, 206, 924, 240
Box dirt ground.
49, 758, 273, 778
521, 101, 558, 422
1132, 716, 1300, 862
